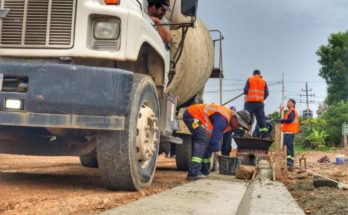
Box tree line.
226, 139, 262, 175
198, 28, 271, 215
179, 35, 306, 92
301, 31, 348, 148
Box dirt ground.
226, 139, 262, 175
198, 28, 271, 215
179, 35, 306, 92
287, 150, 348, 215
2, 150, 348, 215
0, 154, 187, 215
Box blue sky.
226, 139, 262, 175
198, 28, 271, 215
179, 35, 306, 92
198, 0, 348, 115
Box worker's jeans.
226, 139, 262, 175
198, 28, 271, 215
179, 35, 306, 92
244, 101, 266, 131
283, 133, 295, 167
183, 111, 211, 176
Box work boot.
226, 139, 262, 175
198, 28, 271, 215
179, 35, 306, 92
201, 163, 211, 176
259, 131, 270, 139
186, 173, 207, 181
287, 166, 294, 172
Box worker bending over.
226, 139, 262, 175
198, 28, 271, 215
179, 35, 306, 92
275, 99, 300, 171
221, 106, 244, 156
183, 103, 251, 181
244, 70, 269, 138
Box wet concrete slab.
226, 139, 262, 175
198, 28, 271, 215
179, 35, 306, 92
237, 178, 305, 215
102, 174, 247, 215
103, 172, 304, 215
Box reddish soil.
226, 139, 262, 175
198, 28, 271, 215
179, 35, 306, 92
0, 154, 187, 215
287, 150, 348, 215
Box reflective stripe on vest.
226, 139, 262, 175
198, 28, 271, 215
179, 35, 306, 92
187, 104, 232, 136
282, 108, 300, 134
245, 75, 266, 102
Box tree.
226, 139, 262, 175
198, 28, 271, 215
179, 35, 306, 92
267, 111, 280, 122
316, 31, 348, 105
296, 117, 328, 149
316, 102, 327, 117
321, 101, 348, 146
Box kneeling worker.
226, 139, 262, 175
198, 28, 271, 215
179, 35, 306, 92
183, 103, 251, 180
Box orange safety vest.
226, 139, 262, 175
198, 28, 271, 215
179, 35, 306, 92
187, 103, 233, 136
245, 75, 266, 102
282, 108, 300, 134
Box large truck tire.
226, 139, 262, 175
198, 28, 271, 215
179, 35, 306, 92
175, 134, 192, 171
97, 74, 160, 191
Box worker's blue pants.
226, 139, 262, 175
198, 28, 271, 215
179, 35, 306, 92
244, 102, 266, 131
221, 142, 231, 156
283, 133, 295, 167
183, 111, 212, 176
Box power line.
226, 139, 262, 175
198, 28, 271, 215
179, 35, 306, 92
285, 90, 301, 95
205, 82, 281, 89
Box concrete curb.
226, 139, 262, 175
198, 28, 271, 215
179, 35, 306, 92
102, 176, 247, 215
102, 173, 305, 215
237, 178, 305, 215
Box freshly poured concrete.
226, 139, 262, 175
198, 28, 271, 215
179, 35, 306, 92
103, 175, 247, 215
103, 172, 304, 215
237, 178, 305, 215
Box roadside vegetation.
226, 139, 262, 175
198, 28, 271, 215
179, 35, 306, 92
269, 31, 348, 151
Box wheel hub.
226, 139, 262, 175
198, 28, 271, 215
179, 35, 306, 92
136, 104, 159, 168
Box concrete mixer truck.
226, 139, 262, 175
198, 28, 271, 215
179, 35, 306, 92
0, 0, 218, 190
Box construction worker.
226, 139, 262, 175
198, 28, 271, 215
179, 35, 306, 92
244, 70, 269, 138
221, 106, 242, 156
252, 116, 273, 138
183, 103, 251, 180
275, 99, 300, 171
147, 0, 171, 44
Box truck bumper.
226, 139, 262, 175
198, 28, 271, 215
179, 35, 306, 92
0, 111, 125, 130
0, 63, 133, 130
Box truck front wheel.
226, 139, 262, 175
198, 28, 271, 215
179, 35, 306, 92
97, 74, 160, 191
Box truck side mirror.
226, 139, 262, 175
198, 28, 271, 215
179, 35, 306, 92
181, 0, 198, 17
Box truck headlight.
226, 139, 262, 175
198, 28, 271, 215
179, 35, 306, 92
93, 20, 120, 40
5, 99, 23, 110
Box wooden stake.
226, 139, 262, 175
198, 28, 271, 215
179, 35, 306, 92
282, 145, 288, 181
274, 123, 282, 180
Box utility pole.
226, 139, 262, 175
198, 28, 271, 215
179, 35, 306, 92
281, 73, 285, 115
280, 73, 285, 147
300, 82, 315, 118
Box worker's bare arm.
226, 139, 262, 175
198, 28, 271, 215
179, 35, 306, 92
151, 17, 171, 44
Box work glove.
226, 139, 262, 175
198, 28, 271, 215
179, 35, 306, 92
275, 117, 282, 123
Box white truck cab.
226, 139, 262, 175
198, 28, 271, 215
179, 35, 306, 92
0, 0, 211, 191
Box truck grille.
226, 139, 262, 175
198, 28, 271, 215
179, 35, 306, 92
0, 0, 76, 48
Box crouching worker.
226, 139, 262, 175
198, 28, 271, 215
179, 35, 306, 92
183, 103, 251, 181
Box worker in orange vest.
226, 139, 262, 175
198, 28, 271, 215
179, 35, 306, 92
275, 99, 300, 171
183, 103, 251, 181
244, 70, 269, 138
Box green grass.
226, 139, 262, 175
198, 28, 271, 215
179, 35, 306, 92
269, 142, 337, 152
294, 144, 336, 152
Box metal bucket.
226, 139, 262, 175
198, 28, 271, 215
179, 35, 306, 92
218, 156, 243, 175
